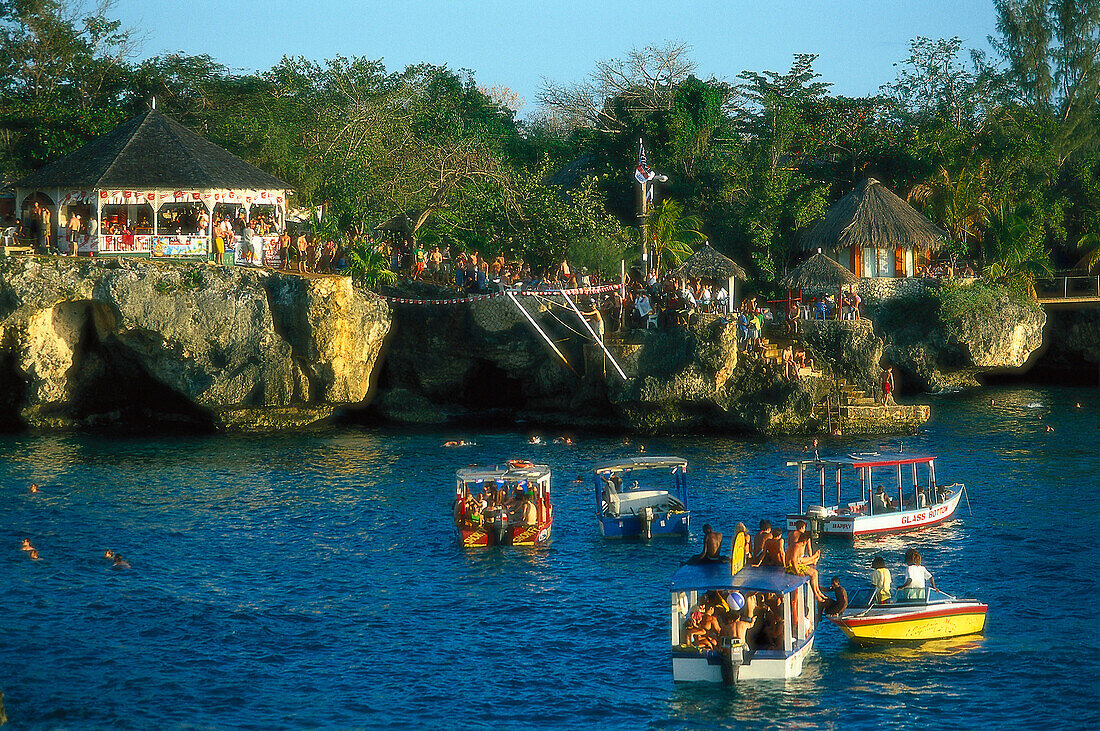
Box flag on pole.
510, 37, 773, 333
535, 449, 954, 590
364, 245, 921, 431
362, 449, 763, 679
635, 138, 655, 183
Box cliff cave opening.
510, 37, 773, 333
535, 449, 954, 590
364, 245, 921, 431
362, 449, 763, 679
460, 360, 526, 412
0, 353, 29, 431
63, 302, 218, 433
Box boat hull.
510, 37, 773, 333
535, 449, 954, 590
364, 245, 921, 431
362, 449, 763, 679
788, 489, 962, 537
672, 636, 814, 682
599, 511, 689, 538
458, 518, 553, 548
830, 603, 987, 644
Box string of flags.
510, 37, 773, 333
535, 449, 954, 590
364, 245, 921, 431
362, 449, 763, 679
381, 283, 620, 306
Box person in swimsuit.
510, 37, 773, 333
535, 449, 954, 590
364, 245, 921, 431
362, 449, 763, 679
752, 520, 772, 562
785, 521, 828, 602
755, 529, 785, 568
21, 539, 33, 552
690, 524, 725, 562
112, 554, 130, 569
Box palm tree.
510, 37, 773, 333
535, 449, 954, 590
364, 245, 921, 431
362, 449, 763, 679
345, 241, 398, 288
648, 199, 704, 275
908, 162, 992, 267
1074, 231, 1100, 274
982, 201, 1052, 294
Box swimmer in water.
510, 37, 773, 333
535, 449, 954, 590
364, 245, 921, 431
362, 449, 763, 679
113, 554, 130, 569
1046, 425, 1055, 432
553, 436, 573, 446
571, 474, 584, 484
528, 435, 542, 445
104, 549, 114, 559
29, 483, 38, 493
1075, 402, 1082, 409
21, 539, 34, 551
638, 444, 646, 453
29, 549, 40, 560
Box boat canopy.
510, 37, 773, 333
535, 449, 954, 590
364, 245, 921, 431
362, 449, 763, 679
593, 456, 688, 474
456, 464, 551, 483
785, 453, 936, 470
670, 564, 810, 595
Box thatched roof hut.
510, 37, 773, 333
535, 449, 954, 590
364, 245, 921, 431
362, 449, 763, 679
15, 110, 288, 190
670, 243, 748, 281
781, 252, 859, 290
799, 178, 946, 278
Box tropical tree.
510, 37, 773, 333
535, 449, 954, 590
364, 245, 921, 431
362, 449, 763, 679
344, 241, 397, 288
908, 161, 993, 265
647, 199, 703, 274
982, 200, 1053, 291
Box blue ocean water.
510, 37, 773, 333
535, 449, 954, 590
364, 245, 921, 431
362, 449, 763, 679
2, 385, 1099, 730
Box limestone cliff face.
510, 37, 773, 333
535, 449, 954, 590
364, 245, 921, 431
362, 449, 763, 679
0, 257, 390, 431
373, 289, 903, 435
872, 286, 1046, 391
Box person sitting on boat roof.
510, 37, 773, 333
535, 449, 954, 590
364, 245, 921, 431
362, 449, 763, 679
899, 549, 937, 592
821, 577, 848, 616
752, 520, 773, 563
871, 556, 892, 604
785, 521, 828, 603
754, 526, 785, 568
688, 525, 727, 563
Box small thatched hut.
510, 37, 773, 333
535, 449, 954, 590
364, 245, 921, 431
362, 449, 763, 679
669, 242, 748, 313
800, 178, 946, 278
780, 252, 858, 291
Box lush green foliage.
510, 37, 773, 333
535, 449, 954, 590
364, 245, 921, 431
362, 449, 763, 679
3, 2, 1100, 287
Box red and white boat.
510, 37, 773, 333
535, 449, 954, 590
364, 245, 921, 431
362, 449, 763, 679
453, 462, 554, 548
785, 453, 966, 537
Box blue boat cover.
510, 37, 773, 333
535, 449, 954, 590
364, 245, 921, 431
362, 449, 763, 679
670, 563, 811, 594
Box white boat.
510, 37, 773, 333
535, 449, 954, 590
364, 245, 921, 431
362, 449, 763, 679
670, 563, 817, 683
785, 453, 966, 537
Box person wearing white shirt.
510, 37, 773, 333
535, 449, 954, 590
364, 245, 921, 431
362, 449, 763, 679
634, 292, 652, 326
899, 548, 937, 591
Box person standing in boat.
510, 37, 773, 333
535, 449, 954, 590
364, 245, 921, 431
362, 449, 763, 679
899, 549, 938, 592
871, 556, 892, 603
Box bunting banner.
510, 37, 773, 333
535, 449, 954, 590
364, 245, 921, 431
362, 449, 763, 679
100, 234, 153, 255
100, 190, 158, 206
381, 283, 619, 306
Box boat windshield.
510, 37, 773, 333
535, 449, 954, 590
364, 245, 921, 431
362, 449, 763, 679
847, 587, 877, 608
896, 587, 929, 603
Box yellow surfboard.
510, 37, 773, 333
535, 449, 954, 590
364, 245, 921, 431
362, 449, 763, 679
730, 530, 748, 574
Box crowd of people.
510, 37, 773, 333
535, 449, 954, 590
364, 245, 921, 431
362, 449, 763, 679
453, 482, 539, 529
681, 519, 942, 654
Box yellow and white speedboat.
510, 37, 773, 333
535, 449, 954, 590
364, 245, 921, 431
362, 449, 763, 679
829, 587, 987, 645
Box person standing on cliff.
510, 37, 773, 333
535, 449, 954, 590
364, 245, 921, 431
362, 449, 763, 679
882, 367, 896, 406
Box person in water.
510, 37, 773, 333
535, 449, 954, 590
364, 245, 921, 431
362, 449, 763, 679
21, 539, 33, 552
29, 548, 40, 560
871, 555, 891, 603
785, 521, 828, 602
821, 577, 848, 616
29, 483, 38, 494
112, 554, 131, 569
104, 548, 114, 559
899, 548, 937, 591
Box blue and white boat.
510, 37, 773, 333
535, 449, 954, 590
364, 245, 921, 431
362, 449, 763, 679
593, 456, 690, 538
670, 563, 818, 683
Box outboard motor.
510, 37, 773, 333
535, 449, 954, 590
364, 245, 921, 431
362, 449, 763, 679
491, 510, 509, 546
640, 506, 655, 539
720, 637, 744, 685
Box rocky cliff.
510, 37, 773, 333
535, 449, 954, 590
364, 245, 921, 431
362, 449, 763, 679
870, 282, 1047, 392
369, 285, 910, 436
0, 257, 390, 431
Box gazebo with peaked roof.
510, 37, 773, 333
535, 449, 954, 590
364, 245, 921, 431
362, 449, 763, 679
14, 109, 291, 263
669, 242, 748, 314
799, 178, 946, 278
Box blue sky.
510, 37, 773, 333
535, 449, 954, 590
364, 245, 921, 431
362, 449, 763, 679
114, 0, 999, 115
